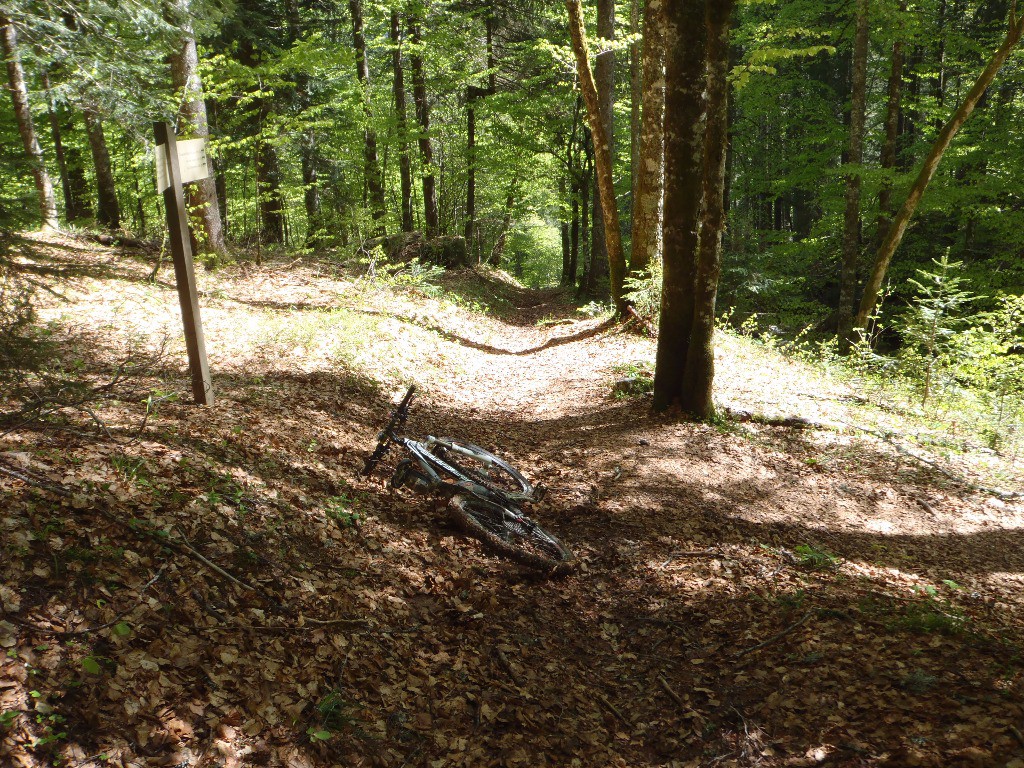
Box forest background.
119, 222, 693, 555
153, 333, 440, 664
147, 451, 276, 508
3, 0, 1024, 429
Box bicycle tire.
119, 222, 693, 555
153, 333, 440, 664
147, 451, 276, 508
449, 494, 574, 573
429, 439, 533, 497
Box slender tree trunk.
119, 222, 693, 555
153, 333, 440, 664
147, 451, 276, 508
566, 0, 628, 315
391, 8, 414, 233
560, 173, 571, 281
167, 0, 227, 257
837, 0, 869, 354
679, 0, 733, 419
570, 184, 581, 285
466, 101, 476, 247
42, 71, 86, 221
490, 182, 516, 266
579, 145, 592, 294
876, 12, 905, 251
585, 0, 615, 300
1, 15, 59, 230
350, 0, 387, 234
630, 0, 641, 217
409, 18, 439, 236
82, 108, 120, 229
856, 7, 1024, 327
630, 0, 665, 276
652, 0, 706, 412
465, 17, 497, 249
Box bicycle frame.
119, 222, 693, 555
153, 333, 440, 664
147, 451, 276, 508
362, 387, 536, 505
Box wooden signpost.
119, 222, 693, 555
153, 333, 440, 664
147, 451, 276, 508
154, 121, 214, 406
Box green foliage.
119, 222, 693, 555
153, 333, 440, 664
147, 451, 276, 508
324, 495, 361, 528
623, 259, 662, 325
898, 252, 977, 406
793, 544, 839, 570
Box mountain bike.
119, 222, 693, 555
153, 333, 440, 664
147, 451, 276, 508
361, 385, 574, 573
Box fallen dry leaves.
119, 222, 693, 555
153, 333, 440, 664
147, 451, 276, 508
0, 231, 1022, 767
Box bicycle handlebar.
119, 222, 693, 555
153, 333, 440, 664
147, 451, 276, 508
361, 385, 416, 476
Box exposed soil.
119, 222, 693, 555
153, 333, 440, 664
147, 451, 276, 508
1, 232, 1023, 768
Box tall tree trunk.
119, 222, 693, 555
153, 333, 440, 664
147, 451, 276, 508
257, 138, 285, 244
630, 0, 641, 218
566, 0, 628, 316
876, 8, 905, 251
1, 15, 59, 230
409, 17, 439, 236
560, 173, 571, 281
837, 0, 869, 354
351, 0, 387, 234
465, 16, 497, 250
586, 0, 615, 300
490, 182, 516, 266
630, 0, 665, 276
82, 108, 120, 230
167, 0, 228, 257
391, 8, 414, 233
679, 0, 733, 419
578, 142, 592, 294
42, 71, 89, 221
856, 7, 1024, 328
652, 0, 706, 413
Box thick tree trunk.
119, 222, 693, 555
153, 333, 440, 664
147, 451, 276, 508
652, 0, 706, 413
167, 0, 228, 257
566, 0, 627, 315
856, 8, 1024, 327
1, 15, 59, 230
630, 0, 665, 276
409, 18, 439, 236
351, 0, 387, 234
391, 9, 414, 233
837, 0, 869, 354
679, 0, 733, 419
257, 139, 285, 244
82, 108, 121, 230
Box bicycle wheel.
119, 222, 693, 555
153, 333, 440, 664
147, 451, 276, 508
429, 439, 533, 497
449, 494, 574, 573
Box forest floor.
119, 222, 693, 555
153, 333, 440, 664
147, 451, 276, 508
2, 231, 1023, 768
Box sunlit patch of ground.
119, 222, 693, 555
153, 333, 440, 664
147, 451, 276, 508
2, 231, 1023, 767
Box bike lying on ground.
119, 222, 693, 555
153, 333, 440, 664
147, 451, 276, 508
361, 385, 574, 573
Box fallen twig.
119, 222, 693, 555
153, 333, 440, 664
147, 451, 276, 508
173, 526, 256, 591
596, 693, 629, 725
735, 611, 812, 659
1009, 724, 1024, 748
661, 549, 724, 567
657, 675, 686, 709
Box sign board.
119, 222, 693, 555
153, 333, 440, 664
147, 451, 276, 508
155, 137, 209, 192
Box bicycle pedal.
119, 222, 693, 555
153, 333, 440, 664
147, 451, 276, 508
533, 483, 548, 502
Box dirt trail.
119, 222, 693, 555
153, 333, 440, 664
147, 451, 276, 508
2, 233, 1023, 768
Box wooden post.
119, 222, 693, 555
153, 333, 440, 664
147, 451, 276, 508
154, 121, 214, 406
